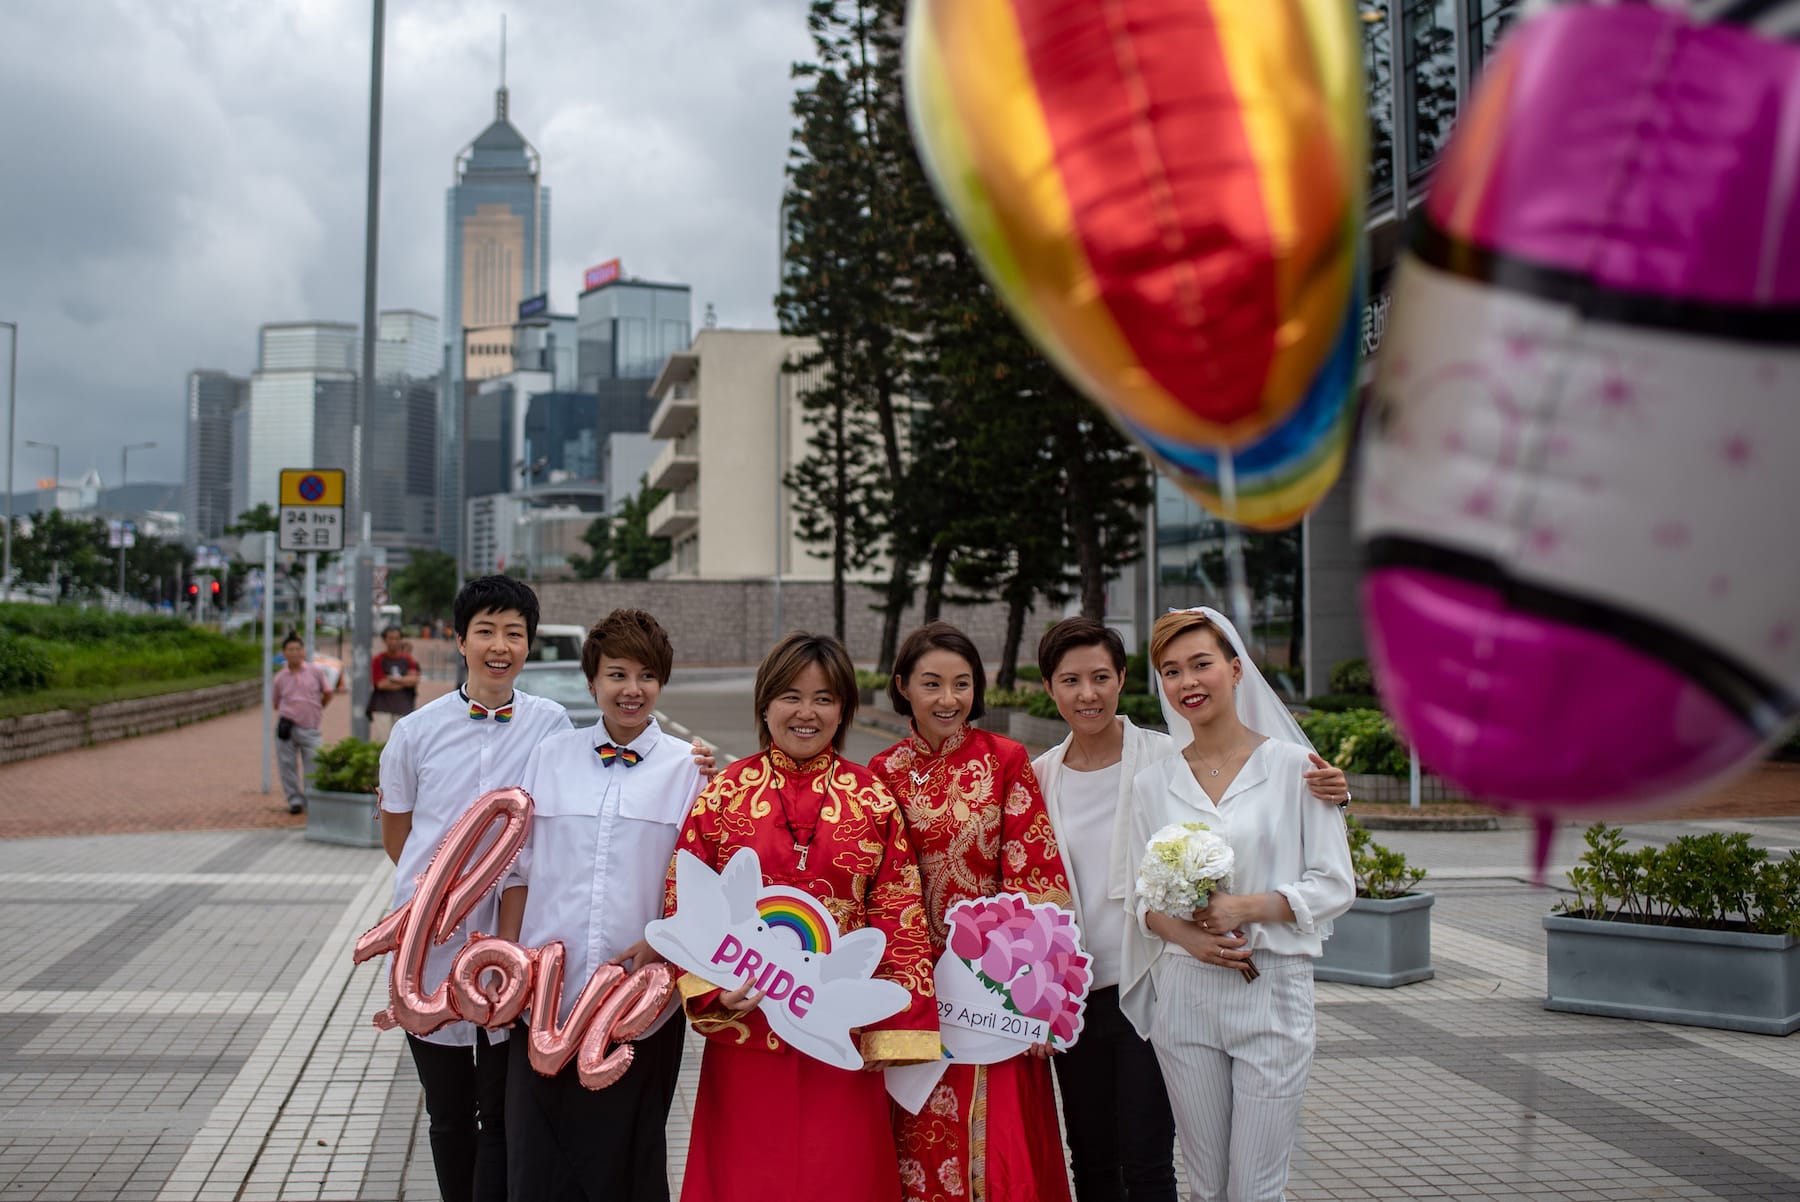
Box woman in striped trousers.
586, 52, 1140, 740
1122, 609, 1353, 1202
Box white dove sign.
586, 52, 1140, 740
646, 847, 910, 1071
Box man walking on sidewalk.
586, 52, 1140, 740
273, 632, 332, 814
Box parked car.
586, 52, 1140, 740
528, 623, 587, 664
517, 661, 601, 728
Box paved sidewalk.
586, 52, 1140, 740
2, 679, 1798, 1200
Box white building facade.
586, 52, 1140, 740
645, 329, 855, 583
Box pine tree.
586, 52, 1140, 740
568, 477, 671, 581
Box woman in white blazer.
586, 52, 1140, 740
1030, 618, 1348, 1202
1124, 609, 1353, 1202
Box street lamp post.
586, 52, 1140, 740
23, 441, 57, 505
118, 441, 155, 606
2, 321, 17, 602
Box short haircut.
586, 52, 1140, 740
889, 621, 986, 721
1037, 616, 1127, 681
453, 575, 540, 642
381, 625, 402, 638
281, 632, 303, 649
1149, 610, 1235, 669
754, 632, 859, 751
582, 608, 675, 684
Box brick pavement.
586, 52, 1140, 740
0, 653, 457, 841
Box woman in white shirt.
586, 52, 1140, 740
1031, 617, 1348, 1202
497, 609, 704, 1201
1123, 608, 1353, 1202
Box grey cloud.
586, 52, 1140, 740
0, 0, 813, 490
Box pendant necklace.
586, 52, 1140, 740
775, 790, 818, 871
1192, 739, 1246, 778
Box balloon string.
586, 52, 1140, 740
1217, 448, 1253, 638
1531, 815, 1555, 887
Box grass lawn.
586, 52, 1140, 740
0, 664, 261, 720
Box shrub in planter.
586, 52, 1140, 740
1302, 692, 1386, 714
1557, 824, 1800, 935
1314, 819, 1433, 987
1329, 657, 1376, 696
313, 737, 381, 795
1545, 824, 1800, 1033
307, 737, 383, 848
1296, 708, 1409, 776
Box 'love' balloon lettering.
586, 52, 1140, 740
352, 788, 674, 1090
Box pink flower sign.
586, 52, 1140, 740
945, 893, 1092, 1048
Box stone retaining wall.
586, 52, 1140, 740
0, 679, 262, 766
533, 579, 1036, 665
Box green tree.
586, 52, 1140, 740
1200, 527, 1304, 683
226, 504, 334, 608
779, 0, 928, 669
388, 550, 460, 624
568, 477, 671, 581
12, 510, 119, 599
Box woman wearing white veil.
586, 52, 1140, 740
1122, 607, 1353, 1202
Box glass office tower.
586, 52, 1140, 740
439, 80, 550, 558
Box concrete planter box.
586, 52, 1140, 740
305, 789, 383, 849
1543, 914, 1800, 1035
1313, 892, 1434, 987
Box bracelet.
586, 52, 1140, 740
1337, 789, 1353, 811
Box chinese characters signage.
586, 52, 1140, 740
278, 468, 345, 552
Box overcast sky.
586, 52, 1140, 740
0, 0, 814, 489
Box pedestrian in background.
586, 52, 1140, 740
368, 624, 420, 743
272, 631, 332, 815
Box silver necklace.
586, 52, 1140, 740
1191, 739, 1246, 777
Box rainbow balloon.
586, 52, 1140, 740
1356, 3, 1800, 853
757, 889, 834, 955
905, 0, 1367, 526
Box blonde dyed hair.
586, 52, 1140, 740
1148, 610, 1236, 670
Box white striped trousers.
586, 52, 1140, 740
1148, 951, 1316, 1202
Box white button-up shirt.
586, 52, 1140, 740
1128, 738, 1354, 959
509, 717, 701, 1033
379, 687, 572, 1047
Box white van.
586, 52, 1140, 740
529, 623, 587, 664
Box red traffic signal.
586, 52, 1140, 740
210, 580, 221, 595
188, 583, 199, 596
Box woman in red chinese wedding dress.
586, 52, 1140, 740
666, 632, 940, 1202
870, 622, 1076, 1202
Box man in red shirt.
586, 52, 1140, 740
272, 632, 333, 814
368, 625, 421, 743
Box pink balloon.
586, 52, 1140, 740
447, 936, 537, 1030
353, 787, 534, 1036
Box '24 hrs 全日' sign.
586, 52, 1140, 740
278, 468, 345, 552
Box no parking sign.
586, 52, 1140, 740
278, 469, 345, 552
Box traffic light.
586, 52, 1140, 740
210, 580, 221, 596
188, 582, 199, 597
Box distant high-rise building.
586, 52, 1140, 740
371, 310, 440, 550
182, 369, 247, 543
576, 270, 690, 496
439, 64, 550, 559
240, 322, 359, 516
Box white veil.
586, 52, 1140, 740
1155, 606, 1316, 755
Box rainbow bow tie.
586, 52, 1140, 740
597, 743, 642, 767
468, 700, 513, 723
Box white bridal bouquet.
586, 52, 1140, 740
1137, 820, 1258, 981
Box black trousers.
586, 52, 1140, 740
506, 1014, 686, 1202
407, 1029, 509, 1202
1052, 985, 1179, 1202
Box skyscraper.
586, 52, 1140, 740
438, 56, 550, 559
371, 310, 440, 550
238, 322, 359, 518
182, 369, 247, 543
